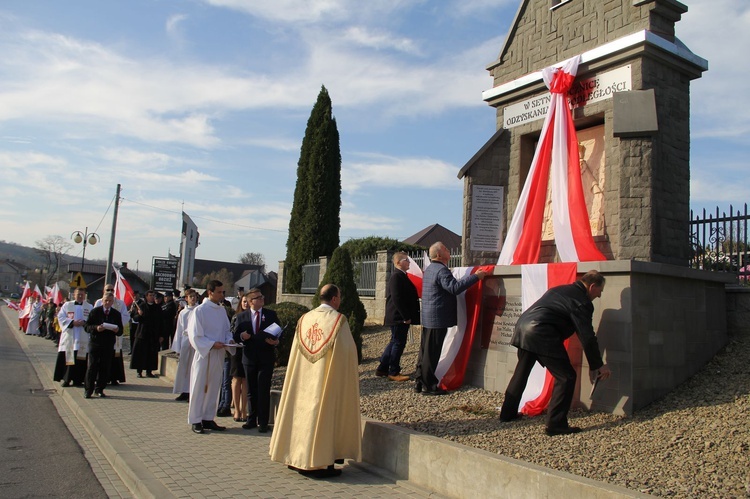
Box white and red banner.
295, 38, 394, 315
405, 256, 424, 298
518, 262, 578, 416
497, 55, 605, 266
113, 265, 135, 307
3, 299, 20, 311
48, 283, 65, 306
435, 265, 495, 391
18, 282, 31, 318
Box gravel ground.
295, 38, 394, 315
273, 325, 750, 498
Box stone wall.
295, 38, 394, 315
276, 250, 392, 324
464, 260, 732, 416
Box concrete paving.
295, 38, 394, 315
2, 307, 438, 499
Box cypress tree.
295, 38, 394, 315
312, 246, 366, 362
284, 86, 342, 293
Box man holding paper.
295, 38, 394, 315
233, 288, 280, 433
186, 280, 237, 434
84, 293, 123, 398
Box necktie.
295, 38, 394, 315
254, 311, 260, 334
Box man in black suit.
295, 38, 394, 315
499, 270, 612, 436
84, 293, 124, 398
377, 252, 420, 382
233, 288, 280, 433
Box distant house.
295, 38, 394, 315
402, 224, 462, 252
192, 258, 277, 304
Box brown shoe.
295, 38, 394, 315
388, 374, 410, 382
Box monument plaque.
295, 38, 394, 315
487, 296, 522, 351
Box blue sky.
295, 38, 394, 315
0, 0, 747, 274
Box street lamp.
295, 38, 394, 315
71, 227, 100, 273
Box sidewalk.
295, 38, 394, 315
2, 307, 437, 499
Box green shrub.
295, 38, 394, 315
266, 301, 310, 366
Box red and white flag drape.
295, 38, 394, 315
48, 283, 65, 306
435, 265, 495, 391
18, 282, 31, 319
518, 263, 578, 415
405, 256, 424, 298
497, 55, 605, 266
113, 266, 135, 307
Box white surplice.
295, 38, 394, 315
57, 300, 93, 364
186, 300, 235, 424
172, 305, 196, 394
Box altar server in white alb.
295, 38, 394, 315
172, 288, 198, 401
54, 287, 93, 387
186, 280, 236, 434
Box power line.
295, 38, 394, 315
120, 196, 288, 233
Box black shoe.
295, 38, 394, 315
216, 407, 231, 417
136, 373, 143, 378
95, 390, 107, 398
375, 369, 387, 377
499, 413, 523, 423
414, 380, 423, 393
175, 393, 189, 401
61, 381, 71, 387
422, 388, 447, 396
146, 372, 157, 378
84, 391, 93, 399
258, 425, 268, 433
110, 380, 120, 386
545, 426, 582, 436
242, 420, 257, 430
334, 458, 344, 465
192, 423, 204, 434
308, 465, 342, 479
202, 420, 227, 431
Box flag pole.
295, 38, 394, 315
105, 184, 121, 286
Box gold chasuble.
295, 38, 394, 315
270, 304, 362, 470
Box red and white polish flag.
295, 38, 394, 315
113, 265, 135, 307
497, 55, 604, 266
435, 265, 495, 391
518, 262, 578, 415
405, 256, 424, 298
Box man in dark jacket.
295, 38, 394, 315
418, 242, 487, 395
129, 290, 163, 378
499, 270, 612, 436
233, 288, 280, 433
84, 293, 124, 398
377, 252, 420, 382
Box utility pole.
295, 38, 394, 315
104, 183, 121, 286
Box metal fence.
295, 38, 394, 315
689, 204, 750, 282
407, 248, 462, 270
353, 255, 377, 297
300, 259, 320, 294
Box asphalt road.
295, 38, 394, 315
0, 319, 107, 498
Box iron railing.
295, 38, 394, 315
689, 204, 750, 282
353, 255, 377, 297
300, 259, 320, 294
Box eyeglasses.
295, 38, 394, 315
250, 296, 264, 301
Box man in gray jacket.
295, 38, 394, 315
417, 242, 487, 395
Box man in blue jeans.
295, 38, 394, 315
377, 252, 420, 382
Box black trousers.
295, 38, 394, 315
243, 361, 273, 426
500, 348, 577, 429
417, 327, 448, 392
86, 344, 114, 393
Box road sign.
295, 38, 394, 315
70, 272, 87, 288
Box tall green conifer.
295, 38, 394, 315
284, 86, 342, 293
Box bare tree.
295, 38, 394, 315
198, 268, 235, 291
238, 252, 266, 272
34, 235, 73, 286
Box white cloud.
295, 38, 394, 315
342, 26, 422, 55
342, 153, 461, 194
166, 14, 188, 38
681, 0, 750, 138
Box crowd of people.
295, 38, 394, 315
12, 240, 613, 480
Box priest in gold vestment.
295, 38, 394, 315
270, 284, 361, 478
